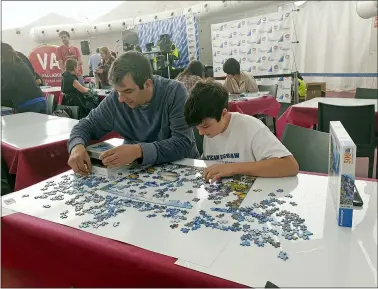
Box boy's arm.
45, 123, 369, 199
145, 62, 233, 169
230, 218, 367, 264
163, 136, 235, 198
247, 75, 259, 92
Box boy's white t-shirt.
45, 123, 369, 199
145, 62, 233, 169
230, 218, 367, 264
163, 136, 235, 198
203, 112, 292, 163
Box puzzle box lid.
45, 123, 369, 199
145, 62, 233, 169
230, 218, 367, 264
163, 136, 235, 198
329, 121, 356, 147
86, 142, 117, 159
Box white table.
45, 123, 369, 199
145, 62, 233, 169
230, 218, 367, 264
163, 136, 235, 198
176, 173, 378, 288
295, 97, 378, 111
41, 87, 61, 94
2, 112, 78, 149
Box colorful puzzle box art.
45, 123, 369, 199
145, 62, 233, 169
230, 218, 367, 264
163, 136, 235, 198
328, 121, 356, 227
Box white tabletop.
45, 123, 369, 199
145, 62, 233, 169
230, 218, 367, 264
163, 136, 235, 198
2, 112, 78, 149
294, 97, 378, 111
176, 173, 377, 287
41, 87, 61, 93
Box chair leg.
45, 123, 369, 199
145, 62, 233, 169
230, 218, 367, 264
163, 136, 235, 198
273, 117, 277, 136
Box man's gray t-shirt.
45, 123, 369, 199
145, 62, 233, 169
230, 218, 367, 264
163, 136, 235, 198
68, 75, 199, 165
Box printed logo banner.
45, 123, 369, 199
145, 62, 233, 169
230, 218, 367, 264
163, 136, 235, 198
211, 11, 295, 103
186, 15, 200, 61
28, 45, 62, 87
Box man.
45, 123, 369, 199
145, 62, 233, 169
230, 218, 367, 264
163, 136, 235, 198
184, 80, 299, 182
67, 51, 198, 176
89, 48, 102, 88
223, 58, 258, 94
56, 31, 84, 84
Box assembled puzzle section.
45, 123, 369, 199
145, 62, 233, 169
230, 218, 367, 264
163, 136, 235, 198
328, 121, 356, 227
86, 141, 128, 177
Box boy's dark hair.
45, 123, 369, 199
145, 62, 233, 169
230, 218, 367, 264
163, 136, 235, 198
223, 58, 240, 75
59, 30, 70, 38
184, 79, 229, 126
65, 58, 77, 72
109, 51, 153, 89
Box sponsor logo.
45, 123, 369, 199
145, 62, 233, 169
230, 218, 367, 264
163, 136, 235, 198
242, 57, 246, 62
268, 36, 280, 42
223, 41, 228, 46
285, 34, 291, 39
247, 19, 259, 25
278, 56, 284, 62
278, 35, 284, 42
274, 25, 279, 30
221, 51, 229, 56
188, 27, 194, 32
268, 27, 273, 33
274, 65, 279, 69
239, 48, 248, 54
241, 40, 246, 44
268, 15, 280, 22
247, 58, 254, 62
279, 14, 284, 21
268, 56, 276, 61
233, 49, 237, 53
188, 39, 195, 44
256, 57, 261, 63
230, 40, 239, 46
285, 55, 290, 59
216, 51, 220, 54
229, 51, 233, 56
214, 59, 222, 64
258, 67, 266, 72
262, 56, 266, 61
267, 66, 273, 72
237, 40, 241, 46
258, 48, 268, 53
189, 45, 195, 49
239, 32, 247, 37
214, 67, 221, 72
280, 46, 290, 51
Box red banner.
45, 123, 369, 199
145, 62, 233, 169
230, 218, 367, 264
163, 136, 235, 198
28, 45, 62, 87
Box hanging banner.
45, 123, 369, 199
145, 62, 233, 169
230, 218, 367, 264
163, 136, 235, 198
185, 14, 200, 62
211, 11, 295, 103
28, 45, 62, 87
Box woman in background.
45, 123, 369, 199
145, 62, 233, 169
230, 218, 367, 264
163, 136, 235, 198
176, 60, 205, 93
1, 42, 47, 113
96, 47, 115, 89
61, 58, 89, 117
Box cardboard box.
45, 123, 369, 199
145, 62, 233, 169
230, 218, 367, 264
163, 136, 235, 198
86, 139, 126, 178
328, 121, 356, 227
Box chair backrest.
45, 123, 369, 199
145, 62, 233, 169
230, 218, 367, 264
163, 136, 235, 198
258, 84, 278, 98
46, 94, 55, 115
193, 127, 204, 156
355, 88, 378, 100
281, 124, 329, 174
205, 66, 214, 78
318, 102, 375, 147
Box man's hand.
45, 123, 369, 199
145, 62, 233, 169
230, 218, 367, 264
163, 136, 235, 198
203, 163, 237, 183
100, 144, 142, 168
68, 144, 92, 176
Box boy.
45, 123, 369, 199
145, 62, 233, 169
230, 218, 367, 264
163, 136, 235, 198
184, 80, 299, 182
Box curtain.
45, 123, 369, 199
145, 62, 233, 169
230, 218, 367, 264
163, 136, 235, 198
292, 1, 376, 91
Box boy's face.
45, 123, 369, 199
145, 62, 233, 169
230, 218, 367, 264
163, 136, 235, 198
196, 109, 228, 138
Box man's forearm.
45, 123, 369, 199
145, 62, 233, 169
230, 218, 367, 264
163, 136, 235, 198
232, 156, 299, 178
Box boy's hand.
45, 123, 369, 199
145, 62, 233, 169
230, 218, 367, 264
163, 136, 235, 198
203, 163, 236, 183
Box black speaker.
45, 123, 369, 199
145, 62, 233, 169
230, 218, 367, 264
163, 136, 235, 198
80, 41, 90, 55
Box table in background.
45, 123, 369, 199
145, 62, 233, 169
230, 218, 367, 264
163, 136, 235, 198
1, 106, 14, 116
276, 97, 378, 139
1, 164, 376, 288
228, 93, 281, 119
1, 113, 121, 191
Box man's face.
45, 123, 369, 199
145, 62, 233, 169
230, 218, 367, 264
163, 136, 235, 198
114, 74, 153, 108
60, 35, 70, 45
196, 110, 228, 138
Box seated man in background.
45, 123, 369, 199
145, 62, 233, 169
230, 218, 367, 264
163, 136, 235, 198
184, 80, 298, 182
89, 48, 102, 87
68, 51, 198, 176
222, 58, 259, 94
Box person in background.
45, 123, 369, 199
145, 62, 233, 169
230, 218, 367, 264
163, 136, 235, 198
1, 42, 47, 113
223, 58, 258, 94
96, 47, 115, 89
15, 51, 44, 86
89, 47, 102, 87
297, 72, 307, 100
57, 31, 84, 85
67, 51, 198, 176
176, 60, 205, 93
111, 51, 117, 59
184, 79, 298, 182
61, 58, 89, 117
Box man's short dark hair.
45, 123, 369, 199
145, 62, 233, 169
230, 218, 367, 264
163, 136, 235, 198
109, 51, 153, 89
223, 58, 240, 75
59, 30, 70, 38
184, 79, 229, 126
